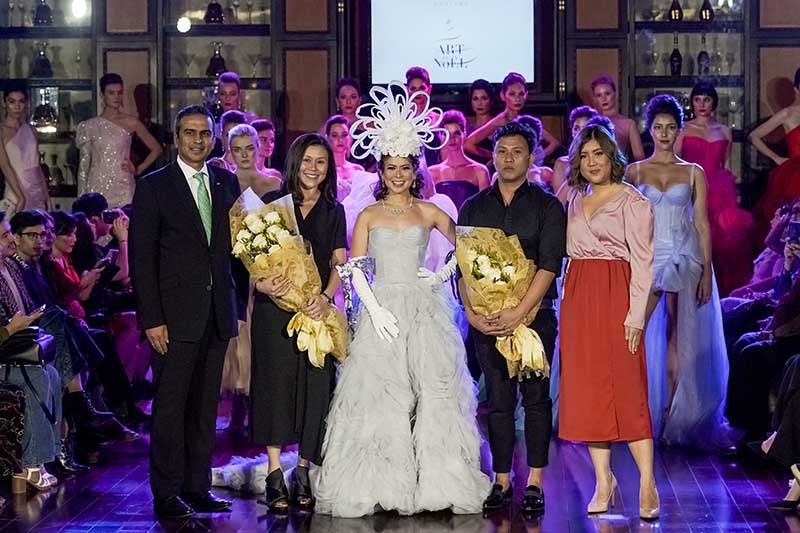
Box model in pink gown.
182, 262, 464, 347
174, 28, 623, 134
681, 136, 755, 296
753, 125, 800, 240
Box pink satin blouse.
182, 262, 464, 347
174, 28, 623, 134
566, 183, 654, 330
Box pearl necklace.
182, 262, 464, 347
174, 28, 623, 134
381, 198, 414, 216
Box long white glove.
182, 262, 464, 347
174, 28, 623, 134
417, 253, 457, 287
351, 266, 399, 342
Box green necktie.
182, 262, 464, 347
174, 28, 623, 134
192, 171, 212, 243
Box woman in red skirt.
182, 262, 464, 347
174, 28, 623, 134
558, 124, 658, 519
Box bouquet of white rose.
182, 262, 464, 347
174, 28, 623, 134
456, 226, 548, 379
230, 190, 347, 367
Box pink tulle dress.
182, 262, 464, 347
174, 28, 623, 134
681, 136, 755, 295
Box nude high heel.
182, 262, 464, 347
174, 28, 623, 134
587, 474, 618, 514
639, 483, 660, 520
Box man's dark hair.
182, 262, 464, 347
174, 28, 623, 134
251, 118, 275, 133
72, 192, 109, 218
99, 73, 124, 93
492, 121, 536, 154
173, 105, 214, 135
10, 210, 47, 234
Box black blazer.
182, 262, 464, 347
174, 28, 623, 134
130, 160, 242, 342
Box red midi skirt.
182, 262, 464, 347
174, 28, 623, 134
558, 259, 653, 442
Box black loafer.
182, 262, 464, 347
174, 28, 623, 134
154, 496, 195, 519
483, 483, 513, 511
767, 498, 800, 511
180, 491, 232, 513
521, 485, 545, 514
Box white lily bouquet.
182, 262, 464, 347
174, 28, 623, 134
230, 190, 347, 367
455, 226, 548, 379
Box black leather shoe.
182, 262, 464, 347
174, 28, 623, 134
181, 491, 232, 513
483, 483, 513, 511
153, 496, 195, 519
521, 485, 545, 514
291, 465, 315, 511
53, 438, 90, 475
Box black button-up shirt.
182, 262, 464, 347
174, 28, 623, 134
457, 180, 567, 301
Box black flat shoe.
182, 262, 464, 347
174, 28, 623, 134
153, 496, 195, 519
746, 441, 773, 461
291, 465, 315, 511
260, 468, 289, 513
181, 491, 232, 512
767, 498, 800, 511
521, 485, 545, 514
483, 483, 513, 512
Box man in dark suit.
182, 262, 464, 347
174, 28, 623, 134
130, 105, 241, 519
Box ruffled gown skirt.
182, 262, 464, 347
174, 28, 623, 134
313, 282, 490, 517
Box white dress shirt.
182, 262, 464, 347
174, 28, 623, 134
176, 156, 212, 208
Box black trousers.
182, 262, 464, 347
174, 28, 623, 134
726, 332, 800, 437
149, 314, 229, 500
768, 355, 800, 467
472, 309, 557, 472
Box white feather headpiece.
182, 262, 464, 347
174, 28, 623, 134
349, 81, 449, 160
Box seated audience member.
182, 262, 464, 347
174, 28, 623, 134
42, 211, 144, 430
251, 119, 282, 181
0, 209, 61, 491
9, 209, 127, 470
429, 109, 490, 209
726, 238, 800, 439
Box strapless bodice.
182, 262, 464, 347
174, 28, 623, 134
368, 225, 430, 284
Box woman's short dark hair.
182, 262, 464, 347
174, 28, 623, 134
646, 94, 684, 130
374, 155, 423, 201
569, 105, 599, 130
323, 114, 349, 136
10, 210, 46, 234
218, 71, 241, 90
405, 66, 430, 86
336, 77, 361, 96
3, 80, 27, 100
99, 73, 123, 93
493, 121, 536, 154
221, 109, 247, 130
567, 124, 627, 192
469, 78, 495, 103
282, 133, 337, 205
50, 210, 77, 236
501, 72, 526, 94
690, 81, 718, 111
72, 212, 96, 269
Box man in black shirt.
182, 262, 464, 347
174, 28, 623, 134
458, 121, 566, 515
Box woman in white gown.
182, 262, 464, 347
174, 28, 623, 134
312, 82, 490, 517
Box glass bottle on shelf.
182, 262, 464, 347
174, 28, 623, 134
49, 153, 63, 186
670, 32, 682, 76
668, 0, 683, 22
33, 0, 53, 26
697, 34, 710, 77
698, 0, 714, 21
204, 1, 224, 24
31, 41, 54, 78
206, 41, 227, 77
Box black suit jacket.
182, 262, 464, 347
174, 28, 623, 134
130, 160, 242, 342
